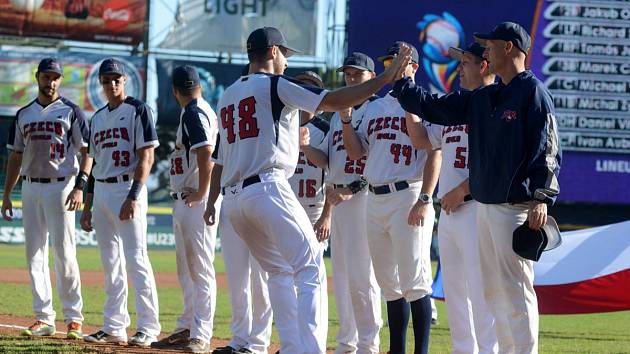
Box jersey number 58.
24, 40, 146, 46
220, 96, 260, 144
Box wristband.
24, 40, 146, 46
74, 171, 88, 190
127, 180, 143, 201
348, 176, 367, 194
86, 173, 95, 194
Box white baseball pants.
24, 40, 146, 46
21, 178, 83, 325
173, 196, 218, 343
366, 182, 433, 303
330, 189, 382, 354
477, 202, 538, 354
438, 202, 497, 354
220, 201, 272, 354
92, 181, 160, 338
222, 171, 327, 354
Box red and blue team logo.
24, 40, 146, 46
417, 12, 465, 94
500, 110, 518, 122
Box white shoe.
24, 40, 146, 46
128, 331, 157, 347
83, 330, 127, 344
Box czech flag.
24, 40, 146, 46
431, 220, 630, 314
535, 220, 630, 314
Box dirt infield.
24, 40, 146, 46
0, 315, 285, 353
0, 267, 336, 292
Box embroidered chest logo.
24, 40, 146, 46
500, 110, 518, 122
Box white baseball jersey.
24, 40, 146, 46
215, 73, 328, 187
325, 97, 377, 185
427, 123, 469, 199
88, 97, 159, 179
169, 97, 218, 192
7, 97, 89, 178
288, 116, 329, 206
356, 93, 427, 184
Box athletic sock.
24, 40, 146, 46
410, 295, 432, 354
386, 298, 410, 354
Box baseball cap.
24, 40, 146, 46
37, 58, 63, 75
336, 52, 375, 72
295, 70, 324, 89
99, 58, 125, 76
172, 65, 200, 89
512, 216, 562, 261
448, 42, 486, 61
378, 41, 419, 64
474, 22, 531, 55
247, 27, 301, 57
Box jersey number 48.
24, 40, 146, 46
220, 96, 260, 144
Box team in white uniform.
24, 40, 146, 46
81, 58, 161, 347
2, 58, 87, 340
342, 42, 440, 354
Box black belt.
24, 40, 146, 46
332, 184, 347, 189
96, 174, 130, 183
221, 175, 261, 195
22, 176, 66, 183
368, 181, 410, 195
171, 192, 187, 200
464, 194, 473, 202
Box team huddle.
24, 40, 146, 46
2, 22, 560, 354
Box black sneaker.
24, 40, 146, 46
151, 329, 191, 349
84, 330, 127, 344
212, 346, 237, 354
236, 349, 253, 354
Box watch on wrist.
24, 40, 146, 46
418, 193, 433, 204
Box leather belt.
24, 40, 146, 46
96, 174, 130, 183
22, 176, 66, 183
221, 175, 261, 195
368, 181, 410, 195
332, 184, 348, 189
171, 192, 187, 200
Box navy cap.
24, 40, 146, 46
172, 65, 200, 89
247, 27, 301, 57
378, 41, 419, 64
448, 42, 486, 61
336, 52, 375, 72
99, 58, 125, 76
512, 216, 562, 261
474, 22, 531, 55
37, 58, 63, 75
295, 70, 324, 89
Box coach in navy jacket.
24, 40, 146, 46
392, 22, 560, 354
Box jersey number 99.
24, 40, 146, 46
220, 96, 260, 144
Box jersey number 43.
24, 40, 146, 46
220, 96, 260, 144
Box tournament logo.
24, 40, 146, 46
417, 12, 465, 94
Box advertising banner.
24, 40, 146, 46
155, 59, 319, 124
0, 0, 146, 45
157, 0, 318, 55
0, 50, 144, 117
347, 0, 630, 204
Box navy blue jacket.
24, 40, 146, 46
392, 71, 561, 205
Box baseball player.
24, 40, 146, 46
149, 65, 218, 353
203, 26, 410, 354
342, 42, 441, 354
393, 22, 561, 354
299, 52, 383, 354
405, 42, 498, 353
210, 65, 273, 354
1, 58, 87, 339
80, 58, 161, 347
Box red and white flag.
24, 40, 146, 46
534, 220, 630, 314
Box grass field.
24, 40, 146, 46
0, 244, 629, 353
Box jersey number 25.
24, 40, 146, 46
220, 96, 260, 144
